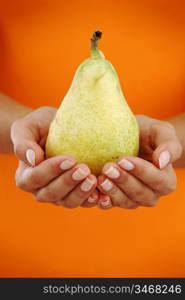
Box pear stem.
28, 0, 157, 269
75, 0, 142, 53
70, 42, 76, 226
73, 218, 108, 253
90, 31, 104, 59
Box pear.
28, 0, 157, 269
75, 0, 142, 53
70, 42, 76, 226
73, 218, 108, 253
45, 31, 139, 175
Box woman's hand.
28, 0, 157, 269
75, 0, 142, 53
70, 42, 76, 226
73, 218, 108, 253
97, 115, 182, 209
11, 107, 98, 208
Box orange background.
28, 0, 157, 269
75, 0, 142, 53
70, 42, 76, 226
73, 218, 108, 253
0, 0, 185, 277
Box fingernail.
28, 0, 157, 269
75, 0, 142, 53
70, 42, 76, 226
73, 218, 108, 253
118, 159, 134, 171
88, 196, 96, 203
101, 196, 111, 207
26, 149, 35, 166
72, 167, 89, 181
80, 178, 94, 192
60, 160, 75, 170
101, 178, 113, 191
104, 166, 120, 179
159, 151, 170, 169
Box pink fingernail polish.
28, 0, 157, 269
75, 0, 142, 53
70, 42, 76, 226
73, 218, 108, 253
72, 168, 89, 181
80, 178, 94, 192
118, 159, 134, 171
101, 179, 113, 191
88, 196, 96, 203
104, 166, 120, 179
60, 160, 75, 170
101, 196, 111, 207
159, 151, 170, 169
26, 149, 35, 166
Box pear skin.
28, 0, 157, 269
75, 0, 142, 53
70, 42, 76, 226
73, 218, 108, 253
46, 31, 139, 175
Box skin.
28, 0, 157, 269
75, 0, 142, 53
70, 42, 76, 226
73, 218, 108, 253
97, 116, 182, 209
0, 93, 184, 209
10, 106, 98, 208
0, 93, 32, 153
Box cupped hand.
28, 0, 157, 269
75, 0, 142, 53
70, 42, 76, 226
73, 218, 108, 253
97, 115, 182, 209
11, 107, 98, 208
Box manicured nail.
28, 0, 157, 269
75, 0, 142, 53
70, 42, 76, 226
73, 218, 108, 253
72, 167, 89, 181
118, 159, 134, 171
104, 166, 120, 179
26, 149, 35, 166
88, 196, 96, 203
80, 178, 94, 192
101, 196, 111, 207
101, 178, 113, 191
159, 151, 170, 169
60, 160, 75, 170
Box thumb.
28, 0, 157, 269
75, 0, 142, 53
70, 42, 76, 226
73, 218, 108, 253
11, 119, 45, 166
151, 123, 182, 169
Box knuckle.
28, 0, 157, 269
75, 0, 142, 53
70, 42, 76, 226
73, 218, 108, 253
40, 106, 55, 113
168, 181, 176, 193
151, 122, 175, 138
146, 200, 158, 207
151, 122, 161, 132
156, 174, 177, 195
136, 114, 150, 124
15, 174, 30, 191
120, 200, 138, 209
62, 201, 79, 209
130, 188, 144, 200
126, 203, 139, 209
176, 142, 183, 158
164, 121, 176, 132
36, 191, 49, 202
28, 170, 43, 187
162, 182, 177, 194
43, 187, 59, 202
15, 178, 27, 190
153, 121, 174, 132
143, 196, 159, 207
132, 193, 158, 207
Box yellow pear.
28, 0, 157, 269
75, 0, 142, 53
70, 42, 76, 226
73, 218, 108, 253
46, 31, 139, 175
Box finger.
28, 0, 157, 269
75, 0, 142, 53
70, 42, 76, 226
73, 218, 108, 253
97, 194, 113, 210
150, 122, 182, 168
11, 119, 44, 166
15, 155, 76, 191
102, 163, 157, 207
35, 164, 90, 203
58, 175, 97, 209
81, 189, 99, 208
98, 175, 139, 209
117, 156, 176, 195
